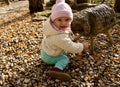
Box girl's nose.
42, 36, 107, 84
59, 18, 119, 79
61, 21, 67, 25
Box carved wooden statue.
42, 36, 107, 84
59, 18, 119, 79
71, 4, 116, 54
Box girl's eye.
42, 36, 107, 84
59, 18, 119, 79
65, 19, 68, 21
58, 19, 62, 22
65, 19, 70, 21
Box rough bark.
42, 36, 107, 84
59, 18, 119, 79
70, 0, 96, 10
114, 0, 120, 12
76, 0, 89, 3
4, 0, 11, 5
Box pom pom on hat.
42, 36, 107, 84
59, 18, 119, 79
50, 0, 73, 21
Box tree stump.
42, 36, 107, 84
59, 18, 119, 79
28, 0, 44, 14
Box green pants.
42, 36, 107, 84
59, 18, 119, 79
40, 50, 69, 70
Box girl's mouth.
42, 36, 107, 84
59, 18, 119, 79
60, 26, 67, 28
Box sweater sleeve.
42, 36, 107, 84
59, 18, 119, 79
51, 34, 84, 54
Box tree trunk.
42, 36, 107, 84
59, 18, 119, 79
76, 0, 90, 3
114, 0, 120, 12
70, 0, 96, 11
4, 0, 11, 5
28, 0, 44, 14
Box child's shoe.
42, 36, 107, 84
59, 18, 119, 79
47, 68, 71, 81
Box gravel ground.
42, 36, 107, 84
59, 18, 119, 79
0, 1, 120, 87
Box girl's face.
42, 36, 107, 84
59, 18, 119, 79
53, 17, 72, 31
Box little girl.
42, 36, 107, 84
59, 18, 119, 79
41, 0, 90, 81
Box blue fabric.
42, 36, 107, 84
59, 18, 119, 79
40, 50, 69, 70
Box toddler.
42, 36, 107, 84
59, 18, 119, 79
41, 0, 90, 81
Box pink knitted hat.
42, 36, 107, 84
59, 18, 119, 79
50, 0, 73, 21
